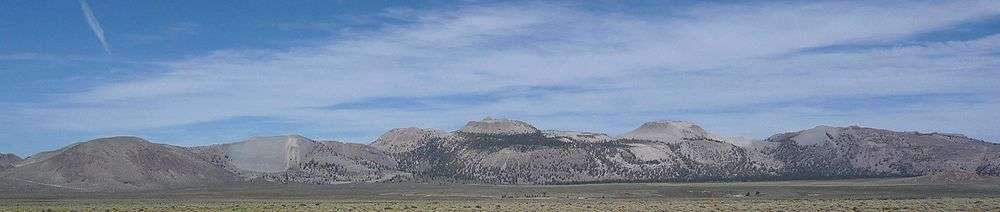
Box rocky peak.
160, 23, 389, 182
372, 127, 446, 153
457, 117, 541, 135
620, 120, 711, 143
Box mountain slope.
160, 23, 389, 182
384, 118, 780, 184
193, 135, 402, 184
543, 130, 612, 143
1, 137, 232, 191
4, 118, 999, 191
371, 127, 447, 154
372, 118, 999, 184
766, 126, 1000, 179
195, 135, 317, 173
0, 153, 20, 171
620, 121, 711, 143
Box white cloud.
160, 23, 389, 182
22, 1, 1000, 143
78, 0, 111, 54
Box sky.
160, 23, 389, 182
1, 0, 999, 156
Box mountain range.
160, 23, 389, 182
2, 117, 998, 191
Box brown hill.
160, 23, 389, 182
2, 136, 233, 191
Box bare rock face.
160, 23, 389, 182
767, 125, 842, 146
620, 121, 711, 143
217, 135, 317, 173
457, 117, 540, 135
372, 127, 447, 153
0, 153, 21, 171
2, 136, 232, 191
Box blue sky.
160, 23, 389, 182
2, 0, 999, 156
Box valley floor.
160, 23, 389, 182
3, 198, 1000, 211
2, 177, 1000, 211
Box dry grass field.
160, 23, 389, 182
3, 198, 1000, 211
3, 178, 1000, 211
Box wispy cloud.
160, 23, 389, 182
78, 0, 110, 54
166, 22, 199, 34
20, 1, 1000, 143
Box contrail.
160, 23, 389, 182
78, 0, 110, 54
